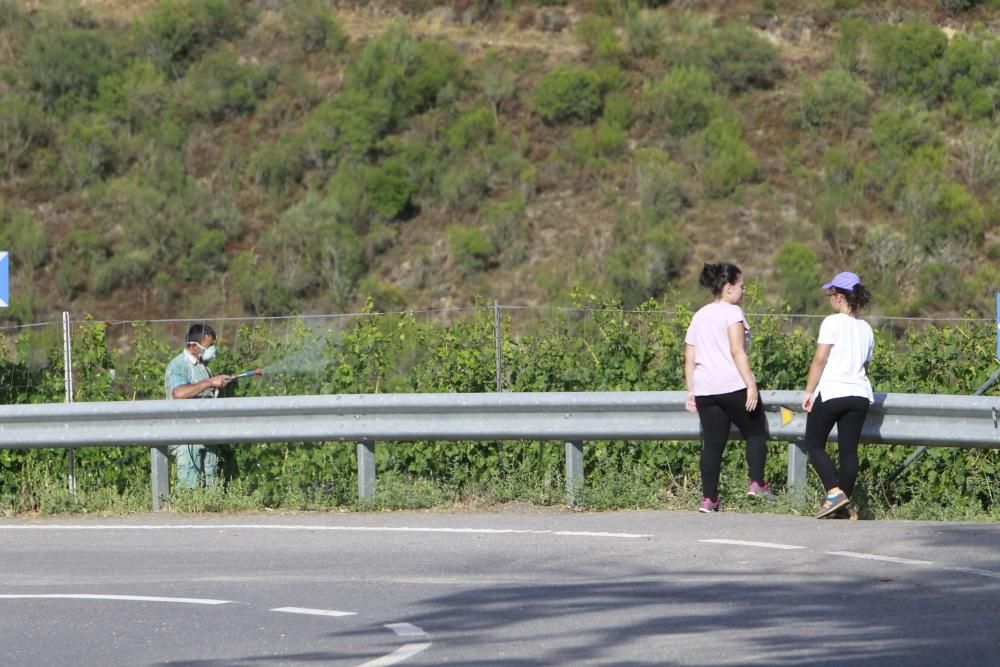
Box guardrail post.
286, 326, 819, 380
150, 446, 170, 511
565, 440, 584, 505
787, 439, 808, 501
357, 441, 376, 500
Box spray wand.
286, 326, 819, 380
227, 368, 262, 383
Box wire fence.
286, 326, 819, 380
0, 305, 995, 403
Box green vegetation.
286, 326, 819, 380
0, 304, 997, 520
1, 1, 1000, 325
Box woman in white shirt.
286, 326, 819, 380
802, 271, 874, 518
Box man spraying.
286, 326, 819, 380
164, 323, 231, 488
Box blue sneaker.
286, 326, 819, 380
699, 496, 720, 513
816, 492, 849, 518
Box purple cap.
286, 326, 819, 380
821, 271, 861, 291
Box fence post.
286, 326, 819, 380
787, 439, 808, 501
565, 440, 584, 505
494, 300, 502, 392
357, 441, 376, 500
62, 312, 76, 496
151, 447, 170, 511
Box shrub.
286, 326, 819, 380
532, 65, 602, 124
366, 159, 417, 220
438, 162, 489, 213
59, 117, 122, 189
939, 33, 1000, 120
834, 17, 866, 72
295, 92, 392, 171
623, 7, 667, 59
601, 91, 632, 130
476, 50, 517, 121
576, 15, 624, 64
607, 221, 686, 306
696, 116, 759, 198
690, 23, 782, 93
21, 29, 117, 109
229, 251, 291, 315
177, 229, 227, 281
643, 66, 718, 137
867, 21, 947, 99
773, 242, 823, 312
0, 94, 49, 177
179, 49, 275, 122
798, 69, 870, 137
137, 0, 248, 78
901, 171, 985, 251
635, 149, 689, 222
343, 25, 466, 127
448, 225, 495, 276
867, 106, 942, 200
916, 261, 968, 310
282, 0, 347, 54
483, 196, 529, 264
446, 106, 496, 152
94, 61, 169, 133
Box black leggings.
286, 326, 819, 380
695, 389, 768, 499
804, 395, 869, 497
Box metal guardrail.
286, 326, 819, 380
1, 390, 998, 510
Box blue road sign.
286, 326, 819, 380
0, 251, 7, 308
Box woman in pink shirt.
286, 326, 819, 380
685, 263, 773, 512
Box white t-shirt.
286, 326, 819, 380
815, 313, 874, 404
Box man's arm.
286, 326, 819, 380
171, 375, 228, 400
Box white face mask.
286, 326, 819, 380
193, 342, 217, 362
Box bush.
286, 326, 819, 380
137, 0, 248, 78
93, 61, 169, 133
343, 25, 466, 127
483, 196, 529, 264
177, 229, 227, 281
59, 117, 123, 189
916, 262, 968, 310
533, 65, 603, 124
282, 0, 347, 54
623, 7, 667, 59
696, 116, 759, 198
445, 106, 496, 153
798, 69, 870, 137
939, 33, 1000, 120
21, 29, 117, 109
294, 92, 392, 172
366, 159, 417, 220
607, 221, 686, 306
643, 66, 718, 137
773, 242, 823, 312
601, 91, 632, 130
635, 149, 689, 222
687, 23, 782, 93
179, 49, 275, 122
0, 94, 49, 177
867, 21, 947, 100
834, 17, 866, 72
576, 15, 624, 64
448, 225, 495, 276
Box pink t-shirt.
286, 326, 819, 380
685, 301, 750, 396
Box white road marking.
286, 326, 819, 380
385, 622, 428, 638
0, 524, 652, 538
700, 538, 806, 550
0, 594, 230, 605
945, 567, 1000, 580
270, 606, 357, 617
357, 642, 432, 666
827, 551, 933, 566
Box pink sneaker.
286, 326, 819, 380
747, 481, 776, 501
698, 496, 720, 513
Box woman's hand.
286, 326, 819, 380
802, 391, 815, 412
745, 385, 759, 412
685, 392, 697, 413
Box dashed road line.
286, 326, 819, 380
700, 538, 807, 550
826, 551, 933, 566
0, 593, 231, 605
385, 622, 428, 638
271, 606, 357, 617
357, 642, 433, 667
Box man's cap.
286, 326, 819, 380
821, 271, 861, 291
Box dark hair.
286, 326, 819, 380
185, 323, 216, 344
698, 262, 742, 296
833, 283, 872, 313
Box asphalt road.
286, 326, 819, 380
1, 509, 998, 666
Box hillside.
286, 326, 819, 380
1, 0, 1000, 324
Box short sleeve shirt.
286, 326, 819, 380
165, 351, 214, 400
684, 301, 750, 396
815, 313, 874, 404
